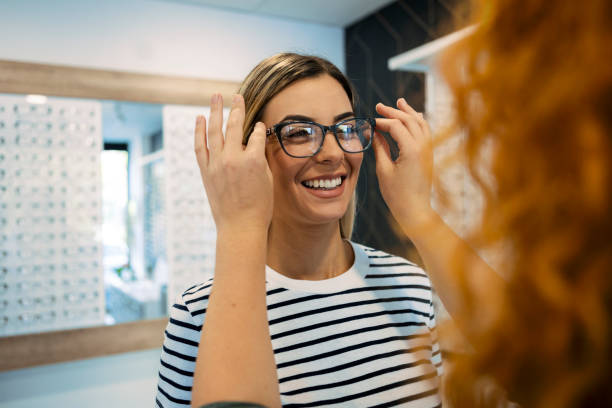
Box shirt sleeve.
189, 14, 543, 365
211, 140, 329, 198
155, 294, 203, 407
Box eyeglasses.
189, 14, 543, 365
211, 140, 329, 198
265, 117, 375, 158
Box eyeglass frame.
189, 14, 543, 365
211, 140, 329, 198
264, 117, 375, 158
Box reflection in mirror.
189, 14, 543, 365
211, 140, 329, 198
0, 93, 226, 337
100, 100, 167, 325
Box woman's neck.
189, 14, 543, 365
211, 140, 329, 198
266, 218, 353, 281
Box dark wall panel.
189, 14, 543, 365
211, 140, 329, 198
346, 0, 465, 261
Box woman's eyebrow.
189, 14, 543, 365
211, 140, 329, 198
280, 114, 313, 122
333, 111, 355, 122
280, 112, 356, 123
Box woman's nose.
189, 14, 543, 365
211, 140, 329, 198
315, 131, 343, 162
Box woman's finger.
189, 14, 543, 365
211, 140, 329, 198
194, 115, 209, 169
207, 93, 225, 154
397, 98, 419, 116
245, 121, 267, 155
372, 131, 393, 173
375, 117, 417, 153
225, 94, 246, 152
376, 102, 422, 141
397, 98, 428, 136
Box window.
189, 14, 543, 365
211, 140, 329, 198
101, 143, 130, 276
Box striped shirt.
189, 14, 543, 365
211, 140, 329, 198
156, 242, 443, 407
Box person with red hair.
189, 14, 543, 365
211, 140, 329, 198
185, 0, 612, 406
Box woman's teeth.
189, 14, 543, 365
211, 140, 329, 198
303, 177, 343, 189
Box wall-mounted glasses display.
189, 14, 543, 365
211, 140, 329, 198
0, 95, 104, 336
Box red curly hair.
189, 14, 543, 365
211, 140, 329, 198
438, 0, 612, 406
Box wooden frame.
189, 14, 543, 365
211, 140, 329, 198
0, 319, 168, 371
0, 59, 239, 106
0, 59, 241, 372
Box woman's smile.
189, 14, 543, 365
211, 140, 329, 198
300, 174, 347, 198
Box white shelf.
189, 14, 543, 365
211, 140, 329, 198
388, 25, 476, 72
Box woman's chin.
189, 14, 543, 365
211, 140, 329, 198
299, 204, 350, 227
272, 181, 355, 228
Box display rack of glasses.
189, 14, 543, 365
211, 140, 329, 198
426, 70, 484, 238
143, 155, 166, 280
163, 105, 229, 305
0, 94, 105, 337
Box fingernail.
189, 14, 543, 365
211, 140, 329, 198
399, 98, 407, 105
232, 94, 241, 105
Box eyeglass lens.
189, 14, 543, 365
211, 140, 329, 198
278, 118, 372, 157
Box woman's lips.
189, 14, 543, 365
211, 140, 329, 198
300, 176, 347, 198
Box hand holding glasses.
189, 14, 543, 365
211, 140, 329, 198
372, 98, 435, 234
194, 94, 274, 233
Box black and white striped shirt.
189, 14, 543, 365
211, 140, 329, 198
156, 242, 443, 407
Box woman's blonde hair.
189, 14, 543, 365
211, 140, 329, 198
441, 0, 612, 406
238, 52, 359, 239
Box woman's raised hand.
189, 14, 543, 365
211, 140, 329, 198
372, 98, 435, 237
192, 94, 280, 408
194, 93, 273, 233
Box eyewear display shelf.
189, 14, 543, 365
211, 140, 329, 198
0, 94, 105, 337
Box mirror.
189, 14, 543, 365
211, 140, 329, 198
0, 59, 239, 371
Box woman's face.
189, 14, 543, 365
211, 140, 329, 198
261, 74, 363, 229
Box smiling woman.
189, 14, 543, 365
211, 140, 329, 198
155, 53, 443, 408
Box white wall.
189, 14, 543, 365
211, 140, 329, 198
0, 0, 344, 81
0, 1, 344, 406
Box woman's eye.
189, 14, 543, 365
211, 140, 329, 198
289, 130, 308, 137
284, 128, 312, 140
